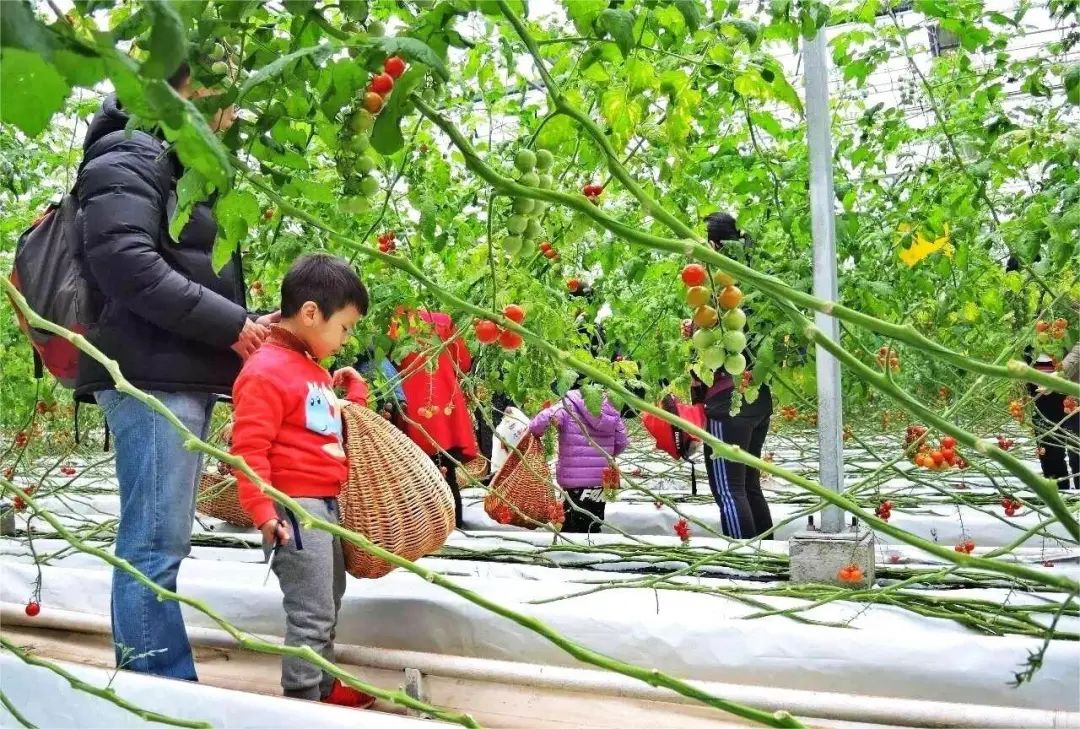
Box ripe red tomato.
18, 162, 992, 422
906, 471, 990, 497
24, 601, 40, 617
1035, 320, 1049, 333
370, 73, 394, 95
941, 447, 955, 464
498, 329, 523, 350
1053, 318, 1067, 329
930, 450, 944, 465
538, 240, 551, 252
474, 319, 500, 344
384, 56, 406, 79
567, 278, 580, 292
503, 304, 525, 324
362, 91, 384, 114
941, 436, 957, 449
681, 263, 707, 287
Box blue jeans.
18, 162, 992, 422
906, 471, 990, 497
96, 389, 216, 681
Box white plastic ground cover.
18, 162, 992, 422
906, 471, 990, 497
0, 651, 427, 729
2, 539, 1076, 712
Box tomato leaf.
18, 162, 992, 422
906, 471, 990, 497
371, 64, 426, 155
673, 0, 701, 33
1064, 64, 1079, 105
728, 19, 761, 47
213, 189, 260, 271
0, 0, 57, 56
0, 48, 70, 137
596, 9, 636, 59
372, 36, 448, 81
141, 0, 187, 79
239, 43, 335, 102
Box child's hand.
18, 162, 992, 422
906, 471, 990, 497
259, 518, 290, 547
332, 366, 362, 389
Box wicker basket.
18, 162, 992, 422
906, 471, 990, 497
484, 433, 563, 529
195, 471, 254, 528
339, 403, 456, 579
456, 455, 489, 489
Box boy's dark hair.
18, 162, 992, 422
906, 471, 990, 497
704, 211, 752, 249
281, 253, 369, 318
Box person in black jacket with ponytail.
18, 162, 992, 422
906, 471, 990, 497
77, 58, 275, 682
690, 213, 774, 540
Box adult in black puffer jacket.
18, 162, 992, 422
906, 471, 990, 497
76, 63, 272, 683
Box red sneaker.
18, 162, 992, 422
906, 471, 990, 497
321, 679, 376, 709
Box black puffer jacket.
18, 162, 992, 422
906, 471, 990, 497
74, 95, 248, 401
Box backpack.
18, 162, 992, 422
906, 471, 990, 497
6, 130, 145, 387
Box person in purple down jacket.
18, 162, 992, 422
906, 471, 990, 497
529, 389, 629, 533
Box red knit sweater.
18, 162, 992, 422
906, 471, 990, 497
231, 327, 367, 528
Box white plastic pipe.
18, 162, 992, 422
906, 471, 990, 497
3, 603, 1076, 729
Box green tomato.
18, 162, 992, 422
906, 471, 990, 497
532, 200, 548, 214
537, 173, 553, 189
524, 218, 542, 240
209, 43, 225, 61
340, 196, 369, 214
701, 345, 726, 371
722, 307, 746, 331
348, 133, 371, 153
350, 109, 375, 134
359, 175, 380, 197
519, 171, 540, 187
721, 330, 747, 353
506, 215, 528, 234
356, 155, 376, 174
501, 235, 523, 256
512, 197, 535, 215
514, 149, 537, 173
535, 149, 554, 171
724, 353, 747, 376
210, 60, 229, 75
366, 20, 385, 37
691, 328, 715, 351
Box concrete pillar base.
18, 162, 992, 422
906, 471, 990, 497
789, 527, 875, 587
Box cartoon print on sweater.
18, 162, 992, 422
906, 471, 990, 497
304, 382, 346, 459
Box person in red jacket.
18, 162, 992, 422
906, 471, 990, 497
394, 309, 479, 527
231, 254, 374, 709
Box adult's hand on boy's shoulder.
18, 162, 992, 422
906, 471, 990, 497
232, 319, 270, 360
260, 517, 290, 546
255, 310, 281, 328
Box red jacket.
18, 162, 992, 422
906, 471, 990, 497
397, 310, 478, 459
231, 327, 367, 528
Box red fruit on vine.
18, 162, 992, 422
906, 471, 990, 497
673, 518, 690, 542
538, 240, 552, 252
997, 436, 1013, 451
262, 207, 274, 221
12, 497, 25, 512
503, 304, 525, 324
1065, 397, 1078, 415
601, 466, 621, 489
567, 278, 581, 292
1035, 320, 1049, 333
837, 564, 864, 583
15, 432, 28, 448
60, 465, 76, 476
384, 56, 406, 79
498, 329, 523, 350
955, 539, 975, 554
941, 447, 956, 465
474, 320, 500, 344
544, 248, 558, 260
362, 91, 384, 114
24, 601, 40, 617
680, 264, 707, 287
2, 468, 13, 480
941, 436, 957, 449
930, 450, 944, 466
1052, 318, 1067, 330
36, 402, 49, 415
369, 73, 394, 95
582, 183, 603, 197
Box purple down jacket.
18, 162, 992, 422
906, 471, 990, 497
529, 390, 629, 489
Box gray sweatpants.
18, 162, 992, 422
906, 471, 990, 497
271, 497, 346, 700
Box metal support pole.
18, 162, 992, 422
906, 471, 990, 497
803, 29, 845, 534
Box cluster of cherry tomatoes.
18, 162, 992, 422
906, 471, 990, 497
377, 230, 396, 253
538, 240, 559, 260
600, 466, 621, 490
1001, 497, 1023, 517
361, 55, 406, 115
682, 264, 748, 375
673, 517, 691, 543
474, 305, 525, 351
1008, 399, 1024, 420
997, 435, 1014, 451
582, 182, 603, 204
875, 500, 893, 522
780, 405, 798, 422
954, 538, 976, 554
875, 345, 900, 371
837, 563, 864, 583
912, 434, 968, 470
1035, 318, 1068, 342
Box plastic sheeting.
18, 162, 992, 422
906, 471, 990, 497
0, 652, 427, 729
2, 538, 1076, 712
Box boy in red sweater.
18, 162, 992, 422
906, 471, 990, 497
231, 254, 373, 708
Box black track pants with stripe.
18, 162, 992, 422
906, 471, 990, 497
702, 407, 774, 540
